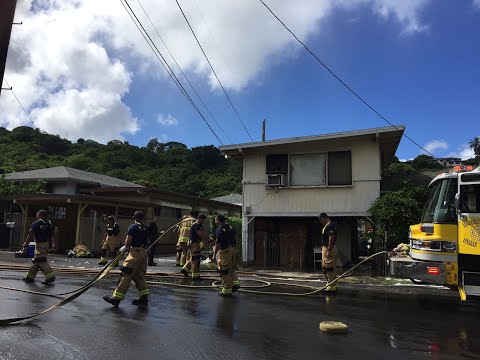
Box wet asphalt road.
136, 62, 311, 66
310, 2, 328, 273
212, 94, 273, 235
1, 269, 480, 360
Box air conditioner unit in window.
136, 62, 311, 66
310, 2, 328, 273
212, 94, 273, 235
266, 174, 286, 187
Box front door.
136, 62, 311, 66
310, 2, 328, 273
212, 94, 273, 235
457, 180, 480, 297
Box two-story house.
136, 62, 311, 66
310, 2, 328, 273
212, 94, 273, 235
220, 125, 404, 270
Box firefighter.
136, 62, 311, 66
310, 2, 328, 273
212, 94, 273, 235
214, 214, 239, 296
176, 211, 196, 267
147, 217, 159, 266
181, 214, 208, 280
319, 213, 338, 292
103, 211, 150, 307
98, 216, 120, 266
22, 209, 56, 284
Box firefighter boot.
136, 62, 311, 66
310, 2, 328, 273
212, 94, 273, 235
131, 296, 148, 306
103, 295, 120, 308
41, 276, 56, 285
22, 276, 34, 283
98, 249, 108, 265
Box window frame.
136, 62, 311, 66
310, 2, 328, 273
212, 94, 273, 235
265, 150, 353, 188
327, 151, 353, 186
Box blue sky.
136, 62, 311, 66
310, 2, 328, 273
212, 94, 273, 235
2, 0, 480, 160
125, 1, 480, 160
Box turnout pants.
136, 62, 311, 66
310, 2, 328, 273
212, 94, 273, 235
182, 242, 201, 279
100, 236, 120, 265
217, 247, 238, 295
322, 245, 337, 285
148, 244, 157, 264
112, 247, 150, 301
25, 242, 55, 281
176, 241, 188, 266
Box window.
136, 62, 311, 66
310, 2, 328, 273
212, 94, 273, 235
460, 184, 480, 213
290, 154, 326, 186
54, 207, 66, 220
266, 151, 352, 187
266, 154, 288, 175
45, 183, 55, 193
422, 178, 458, 224
328, 151, 352, 186
461, 173, 480, 183
160, 206, 178, 218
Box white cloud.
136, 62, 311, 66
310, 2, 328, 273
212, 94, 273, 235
157, 114, 179, 127
0, 0, 431, 142
474, 0, 480, 9
371, 0, 430, 34
424, 139, 449, 154
447, 143, 478, 161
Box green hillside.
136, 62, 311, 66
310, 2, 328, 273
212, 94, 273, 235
0, 126, 242, 198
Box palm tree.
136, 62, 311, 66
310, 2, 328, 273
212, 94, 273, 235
469, 137, 480, 156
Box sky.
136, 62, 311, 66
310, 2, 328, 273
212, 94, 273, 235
0, 0, 479, 161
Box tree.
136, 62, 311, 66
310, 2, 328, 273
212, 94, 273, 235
146, 138, 166, 154
0, 174, 46, 195
0, 126, 242, 198
368, 184, 429, 249
384, 162, 416, 177
469, 137, 480, 156
411, 155, 443, 171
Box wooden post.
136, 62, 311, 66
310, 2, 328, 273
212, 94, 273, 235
262, 119, 266, 141
19, 203, 27, 243
75, 203, 88, 245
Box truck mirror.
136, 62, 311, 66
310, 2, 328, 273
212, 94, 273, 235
455, 193, 460, 213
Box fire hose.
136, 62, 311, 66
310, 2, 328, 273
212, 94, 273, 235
0, 218, 387, 325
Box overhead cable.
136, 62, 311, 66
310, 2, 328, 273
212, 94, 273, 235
136, 0, 233, 144
175, 0, 254, 142
258, 0, 439, 159
120, 0, 224, 145
3, 78, 37, 129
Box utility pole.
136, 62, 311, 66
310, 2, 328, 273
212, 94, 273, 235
0, 0, 17, 96
262, 119, 266, 141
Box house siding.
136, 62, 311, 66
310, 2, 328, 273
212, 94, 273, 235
243, 138, 381, 216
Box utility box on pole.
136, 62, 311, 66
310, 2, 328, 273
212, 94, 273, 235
0, 0, 17, 96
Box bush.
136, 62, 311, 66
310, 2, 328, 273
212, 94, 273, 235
369, 185, 428, 249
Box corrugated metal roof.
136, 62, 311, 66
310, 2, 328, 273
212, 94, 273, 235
211, 193, 242, 206
220, 125, 405, 152
5, 166, 143, 188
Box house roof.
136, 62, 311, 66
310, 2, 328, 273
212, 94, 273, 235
5, 193, 153, 208
5, 166, 143, 188
220, 125, 405, 170
89, 187, 242, 211
211, 193, 242, 206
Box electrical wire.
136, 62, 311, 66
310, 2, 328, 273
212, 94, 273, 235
3, 78, 37, 129
120, 0, 224, 145
257, 0, 439, 160
175, 0, 254, 142
135, 0, 233, 144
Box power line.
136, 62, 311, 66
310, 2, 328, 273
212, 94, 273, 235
3, 78, 37, 129
258, 0, 438, 160
135, 0, 233, 144
175, 0, 254, 142
120, 0, 224, 145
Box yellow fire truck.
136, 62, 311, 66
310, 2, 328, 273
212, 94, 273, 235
404, 165, 480, 301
